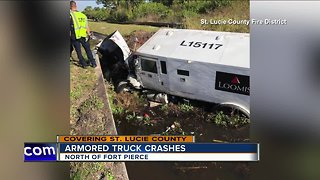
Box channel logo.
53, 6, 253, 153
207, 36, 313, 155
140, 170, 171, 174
24, 143, 57, 162
215, 71, 250, 96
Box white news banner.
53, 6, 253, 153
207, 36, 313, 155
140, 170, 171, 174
59, 153, 259, 161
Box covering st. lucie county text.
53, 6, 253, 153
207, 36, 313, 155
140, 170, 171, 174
24, 135, 259, 162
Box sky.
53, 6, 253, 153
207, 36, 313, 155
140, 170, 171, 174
75, 1, 104, 11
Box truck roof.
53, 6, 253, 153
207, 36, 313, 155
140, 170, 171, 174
136, 28, 249, 68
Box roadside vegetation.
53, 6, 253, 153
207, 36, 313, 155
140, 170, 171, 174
107, 82, 250, 139
105, 81, 250, 178
89, 21, 158, 36
208, 111, 250, 128
84, 0, 249, 32
70, 49, 111, 180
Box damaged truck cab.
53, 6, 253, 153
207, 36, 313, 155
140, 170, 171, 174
97, 28, 250, 116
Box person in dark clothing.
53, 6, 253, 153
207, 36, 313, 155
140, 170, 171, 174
70, 1, 96, 68
70, 42, 74, 56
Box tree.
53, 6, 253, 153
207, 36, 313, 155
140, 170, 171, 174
151, 0, 174, 6
96, 0, 143, 9
83, 6, 94, 19
93, 7, 101, 11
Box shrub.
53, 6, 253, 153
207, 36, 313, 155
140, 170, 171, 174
160, 104, 169, 111
178, 103, 193, 112
107, 9, 130, 23
93, 9, 110, 21
83, 1, 233, 24
212, 0, 232, 8
181, 1, 212, 14
132, 2, 172, 20
80, 95, 104, 113
173, 0, 232, 14
210, 111, 250, 128
112, 106, 124, 115
82, 7, 109, 21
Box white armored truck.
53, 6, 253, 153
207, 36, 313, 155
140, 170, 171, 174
97, 29, 250, 116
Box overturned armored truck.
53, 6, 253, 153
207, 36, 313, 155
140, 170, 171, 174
97, 28, 250, 116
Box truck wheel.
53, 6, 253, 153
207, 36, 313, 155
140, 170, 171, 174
116, 81, 129, 93
213, 104, 250, 118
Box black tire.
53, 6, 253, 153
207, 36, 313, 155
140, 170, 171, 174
116, 81, 129, 93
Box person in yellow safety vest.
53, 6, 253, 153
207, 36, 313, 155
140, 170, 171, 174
70, 1, 97, 68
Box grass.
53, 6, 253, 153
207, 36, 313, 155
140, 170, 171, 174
70, 30, 123, 179
80, 95, 104, 113
160, 104, 169, 111
182, 1, 249, 32
208, 111, 250, 128
178, 103, 194, 112
70, 60, 110, 179
71, 162, 107, 180
89, 21, 159, 36
112, 106, 125, 115
70, 62, 96, 126
70, 50, 109, 180
106, 84, 125, 116
107, 169, 115, 180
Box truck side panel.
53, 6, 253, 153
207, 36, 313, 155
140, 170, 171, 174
166, 58, 250, 111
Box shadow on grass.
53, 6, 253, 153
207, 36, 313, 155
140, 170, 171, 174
70, 58, 92, 69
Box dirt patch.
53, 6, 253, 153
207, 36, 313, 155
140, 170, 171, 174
109, 84, 250, 141
107, 81, 250, 179
124, 30, 156, 51
108, 82, 250, 180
